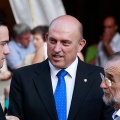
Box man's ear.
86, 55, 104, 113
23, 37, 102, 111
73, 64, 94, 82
78, 39, 86, 52
45, 32, 48, 42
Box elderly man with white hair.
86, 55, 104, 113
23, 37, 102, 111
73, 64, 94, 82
100, 51, 120, 120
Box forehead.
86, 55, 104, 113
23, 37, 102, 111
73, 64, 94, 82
22, 32, 30, 37
0, 25, 8, 34
34, 33, 42, 37
0, 25, 9, 41
105, 61, 120, 75
49, 21, 80, 40
104, 17, 115, 26
50, 21, 76, 32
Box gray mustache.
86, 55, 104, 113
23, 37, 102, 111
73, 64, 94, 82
103, 89, 110, 94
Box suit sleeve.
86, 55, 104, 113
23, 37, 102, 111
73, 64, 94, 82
8, 70, 24, 120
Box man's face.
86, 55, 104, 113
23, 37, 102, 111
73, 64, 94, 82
46, 23, 86, 69
103, 17, 118, 37
100, 61, 120, 106
0, 26, 10, 68
33, 34, 44, 50
19, 33, 31, 48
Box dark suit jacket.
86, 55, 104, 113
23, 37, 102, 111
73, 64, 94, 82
8, 59, 114, 120
0, 104, 6, 120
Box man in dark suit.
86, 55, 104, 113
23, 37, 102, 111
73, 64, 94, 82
8, 15, 114, 120
0, 17, 19, 120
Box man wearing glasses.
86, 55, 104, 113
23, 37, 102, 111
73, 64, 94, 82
100, 51, 120, 120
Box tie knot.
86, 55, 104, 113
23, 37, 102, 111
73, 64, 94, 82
57, 70, 67, 78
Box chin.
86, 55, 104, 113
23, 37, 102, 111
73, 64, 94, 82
24, 46, 29, 48
0, 64, 3, 69
103, 94, 114, 106
51, 62, 66, 69
53, 64, 65, 69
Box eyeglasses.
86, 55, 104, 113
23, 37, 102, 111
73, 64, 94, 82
100, 73, 113, 86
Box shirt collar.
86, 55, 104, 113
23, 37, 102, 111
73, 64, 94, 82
111, 32, 120, 43
112, 109, 120, 119
49, 57, 78, 79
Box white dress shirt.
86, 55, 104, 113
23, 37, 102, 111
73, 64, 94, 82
112, 109, 120, 120
96, 32, 120, 67
49, 57, 78, 118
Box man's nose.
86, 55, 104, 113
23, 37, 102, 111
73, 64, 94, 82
100, 80, 109, 89
54, 43, 61, 52
4, 44, 10, 55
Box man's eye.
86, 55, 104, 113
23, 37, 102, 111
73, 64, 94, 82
49, 39, 56, 44
0, 43, 6, 46
62, 41, 70, 46
107, 77, 114, 83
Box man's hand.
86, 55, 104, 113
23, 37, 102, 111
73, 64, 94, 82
102, 30, 114, 56
102, 31, 113, 45
6, 116, 20, 120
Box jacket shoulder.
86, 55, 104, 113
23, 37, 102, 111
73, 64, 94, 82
78, 59, 104, 74
14, 59, 48, 74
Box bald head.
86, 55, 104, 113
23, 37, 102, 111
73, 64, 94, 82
49, 15, 83, 41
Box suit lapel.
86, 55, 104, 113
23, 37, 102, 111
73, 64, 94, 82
32, 59, 95, 120
33, 60, 58, 120
68, 59, 94, 120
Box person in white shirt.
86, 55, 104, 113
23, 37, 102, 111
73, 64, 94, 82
96, 16, 120, 67
100, 51, 120, 120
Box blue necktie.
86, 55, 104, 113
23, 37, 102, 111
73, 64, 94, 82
54, 70, 68, 120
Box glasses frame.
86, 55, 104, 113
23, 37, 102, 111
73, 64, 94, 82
100, 72, 113, 87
